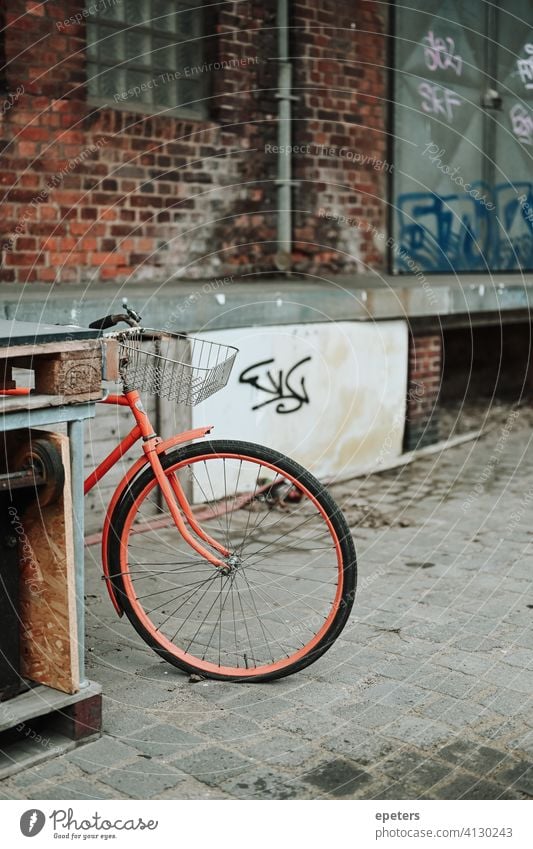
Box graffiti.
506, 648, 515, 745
397, 182, 533, 272
510, 102, 533, 145
422, 30, 463, 76
418, 82, 462, 122
239, 357, 311, 414
516, 43, 533, 90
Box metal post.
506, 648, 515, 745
276, 0, 294, 269
68, 417, 88, 688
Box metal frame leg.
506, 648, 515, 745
68, 418, 88, 688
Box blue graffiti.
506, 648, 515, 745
397, 182, 533, 271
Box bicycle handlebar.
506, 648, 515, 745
88, 313, 139, 330
89, 298, 142, 331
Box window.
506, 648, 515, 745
393, 0, 533, 273
86, 0, 208, 118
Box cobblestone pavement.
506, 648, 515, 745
2, 403, 532, 800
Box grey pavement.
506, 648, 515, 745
2, 401, 532, 800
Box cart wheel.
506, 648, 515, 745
14, 437, 65, 506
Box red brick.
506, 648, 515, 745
90, 252, 127, 266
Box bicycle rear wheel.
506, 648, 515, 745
107, 440, 356, 681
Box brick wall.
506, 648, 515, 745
0, 0, 388, 286
292, 0, 389, 275
404, 331, 443, 451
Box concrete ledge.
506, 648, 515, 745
1, 272, 532, 332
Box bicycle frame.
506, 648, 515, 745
85, 390, 231, 615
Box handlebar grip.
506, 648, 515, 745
89, 314, 121, 330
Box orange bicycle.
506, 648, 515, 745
78, 305, 356, 682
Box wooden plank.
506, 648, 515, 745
102, 337, 119, 380
0, 681, 102, 733
0, 679, 102, 780
0, 393, 99, 415
0, 339, 101, 361
18, 430, 80, 694
0, 731, 98, 781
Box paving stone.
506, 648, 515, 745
369, 778, 432, 800
437, 774, 522, 800
360, 681, 433, 710
193, 681, 247, 704
493, 761, 533, 797
156, 775, 232, 799
321, 724, 396, 766
28, 759, 69, 780
67, 735, 140, 774
437, 740, 511, 775
235, 695, 294, 722
220, 769, 310, 799
98, 762, 185, 797
302, 758, 374, 798
34, 778, 113, 800
195, 712, 263, 743
418, 694, 500, 727
477, 687, 530, 716
12, 758, 69, 786
269, 707, 341, 741
171, 746, 253, 787
415, 670, 480, 699
334, 700, 403, 730
385, 716, 454, 748
288, 680, 353, 710
109, 683, 177, 709
380, 749, 453, 790
125, 724, 204, 758
240, 731, 321, 770
103, 706, 157, 737
505, 734, 533, 759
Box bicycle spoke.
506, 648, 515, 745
237, 569, 292, 661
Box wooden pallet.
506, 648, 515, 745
0, 681, 102, 779
0, 339, 104, 402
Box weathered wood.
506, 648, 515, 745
0, 339, 103, 401
0, 681, 101, 734
0, 393, 96, 414
0, 339, 101, 361
33, 349, 102, 398
18, 430, 80, 695
56, 692, 102, 741
102, 337, 119, 381
0, 363, 15, 390
0, 680, 102, 780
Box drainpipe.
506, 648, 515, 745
275, 0, 295, 271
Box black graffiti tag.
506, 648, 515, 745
239, 356, 312, 414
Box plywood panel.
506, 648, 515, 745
18, 430, 79, 694
191, 321, 408, 486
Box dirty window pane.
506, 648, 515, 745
86, 0, 208, 117
393, 0, 533, 273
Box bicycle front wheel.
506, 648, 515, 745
107, 440, 356, 681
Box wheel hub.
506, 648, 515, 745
223, 553, 242, 573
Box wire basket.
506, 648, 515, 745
113, 329, 238, 406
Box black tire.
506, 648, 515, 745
107, 440, 356, 682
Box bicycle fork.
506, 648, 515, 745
126, 390, 232, 572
